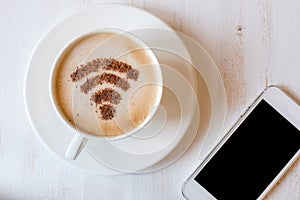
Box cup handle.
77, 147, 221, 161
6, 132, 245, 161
65, 134, 88, 160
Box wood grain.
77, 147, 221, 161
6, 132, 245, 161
0, 0, 299, 199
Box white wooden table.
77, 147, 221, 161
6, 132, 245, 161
1, 0, 300, 199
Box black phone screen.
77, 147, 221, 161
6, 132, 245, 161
195, 100, 300, 200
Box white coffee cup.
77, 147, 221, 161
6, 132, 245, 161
49, 28, 163, 160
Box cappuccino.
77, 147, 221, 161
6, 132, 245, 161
52, 32, 162, 137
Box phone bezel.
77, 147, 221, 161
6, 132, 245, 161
182, 86, 300, 200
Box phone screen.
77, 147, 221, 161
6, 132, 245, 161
195, 100, 300, 200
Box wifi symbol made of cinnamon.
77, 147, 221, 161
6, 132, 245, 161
70, 58, 139, 120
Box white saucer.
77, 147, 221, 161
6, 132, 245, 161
24, 5, 226, 175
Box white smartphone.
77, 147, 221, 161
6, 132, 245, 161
182, 86, 300, 200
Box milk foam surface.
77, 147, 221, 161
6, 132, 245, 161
53, 33, 161, 136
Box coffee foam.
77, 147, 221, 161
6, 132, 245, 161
53, 32, 161, 136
